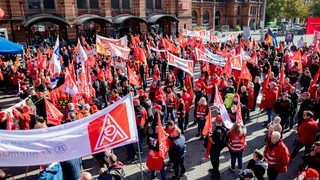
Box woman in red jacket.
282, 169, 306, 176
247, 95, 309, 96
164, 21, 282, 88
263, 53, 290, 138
227, 123, 247, 172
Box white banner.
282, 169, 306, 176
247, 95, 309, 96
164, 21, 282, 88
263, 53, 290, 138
182, 29, 207, 37
167, 52, 194, 76
195, 48, 226, 66
0, 94, 138, 167
109, 43, 130, 60
150, 47, 166, 53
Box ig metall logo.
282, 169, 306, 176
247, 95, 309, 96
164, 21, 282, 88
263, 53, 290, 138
54, 143, 68, 154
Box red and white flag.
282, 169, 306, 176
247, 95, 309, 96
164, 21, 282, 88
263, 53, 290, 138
6, 112, 16, 130
214, 85, 233, 129
45, 99, 63, 126
240, 61, 252, 81
235, 95, 243, 125
64, 69, 78, 96
0, 94, 138, 167
158, 113, 169, 158
167, 52, 194, 76
230, 54, 242, 70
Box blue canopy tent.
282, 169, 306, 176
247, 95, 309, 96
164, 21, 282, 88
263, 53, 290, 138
0, 37, 24, 55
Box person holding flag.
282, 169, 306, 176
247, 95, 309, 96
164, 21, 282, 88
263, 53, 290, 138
175, 92, 185, 134
169, 127, 186, 180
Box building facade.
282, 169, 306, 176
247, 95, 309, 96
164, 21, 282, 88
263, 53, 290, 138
0, 0, 262, 44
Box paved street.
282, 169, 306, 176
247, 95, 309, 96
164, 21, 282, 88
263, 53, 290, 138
0, 34, 316, 180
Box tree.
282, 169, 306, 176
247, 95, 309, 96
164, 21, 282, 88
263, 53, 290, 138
311, 0, 320, 17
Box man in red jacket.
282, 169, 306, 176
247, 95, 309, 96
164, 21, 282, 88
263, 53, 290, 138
290, 110, 318, 159
12, 105, 33, 130
264, 131, 290, 180
261, 82, 278, 124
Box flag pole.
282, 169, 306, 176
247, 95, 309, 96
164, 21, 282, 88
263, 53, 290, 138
136, 141, 144, 180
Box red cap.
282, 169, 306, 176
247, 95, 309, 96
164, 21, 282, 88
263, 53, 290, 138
303, 168, 319, 179
133, 99, 140, 106
142, 93, 148, 98
138, 89, 144, 94
22, 105, 31, 112
156, 95, 163, 100
154, 105, 162, 110
215, 115, 223, 122
37, 92, 44, 97
152, 76, 158, 81
0, 112, 5, 118
91, 105, 99, 114
21, 86, 27, 91
196, 83, 202, 88
167, 87, 172, 93
233, 94, 239, 99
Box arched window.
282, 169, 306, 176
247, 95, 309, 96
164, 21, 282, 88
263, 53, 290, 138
192, 11, 197, 26
215, 11, 220, 26
203, 11, 209, 28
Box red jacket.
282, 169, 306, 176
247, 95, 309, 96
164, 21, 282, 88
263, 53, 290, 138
264, 136, 290, 172
247, 88, 254, 109
297, 118, 318, 145
227, 131, 247, 152
166, 93, 176, 109
135, 107, 147, 127
12, 109, 32, 130
182, 92, 193, 113
261, 88, 277, 109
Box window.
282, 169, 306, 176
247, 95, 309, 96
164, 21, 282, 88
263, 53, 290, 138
237, 6, 240, 15
43, 0, 55, 9
77, 0, 87, 9
90, 0, 99, 9
192, 11, 197, 26
146, 0, 153, 9
122, 0, 130, 9
155, 0, 161, 9
28, 0, 40, 9
203, 11, 209, 27
111, 0, 120, 9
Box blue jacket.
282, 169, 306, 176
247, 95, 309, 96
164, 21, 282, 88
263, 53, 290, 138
169, 135, 185, 161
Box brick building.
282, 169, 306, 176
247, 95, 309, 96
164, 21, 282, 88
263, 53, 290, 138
0, 0, 262, 44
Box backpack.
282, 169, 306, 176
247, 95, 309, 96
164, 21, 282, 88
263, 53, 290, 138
217, 127, 229, 147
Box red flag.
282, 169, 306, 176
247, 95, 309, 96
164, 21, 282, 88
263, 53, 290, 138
223, 58, 232, 78
134, 46, 147, 64
97, 68, 105, 81
163, 38, 179, 54
127, 66, 141, 87
262, 66, 271, 91
204, 134, 212, 159
202, 110, 212, 136
236, 95, 243, 124
6, 112, 16, 130
291, 50, 303, 73
0, 8, 4, 20
240, 62, 252, 81
158, 112, 169, 158
177, 33, 187, 49
45, 99, 63, 126
37, 49, 47, 69
105, 66, 113, 84
247, 50, 257, 64
309, 68, 320, 91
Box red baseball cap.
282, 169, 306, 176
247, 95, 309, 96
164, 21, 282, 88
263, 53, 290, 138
303, 168, 319, 179
133, 99, 140, 106
215, 115, 223, 122
0, 112, 5, 118
154, 105, 162, 110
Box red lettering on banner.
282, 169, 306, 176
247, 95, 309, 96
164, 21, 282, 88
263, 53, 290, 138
88, 103, 131, 153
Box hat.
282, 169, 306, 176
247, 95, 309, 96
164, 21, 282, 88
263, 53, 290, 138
303, 168, 319, 179
274, 116, 281, 122
156, 95, 163, 101
21, 86, 27, 91
233, 94, 239, 99
239, 169, 255, 179
196, 83, 202, 88
154, 105, 162, 110
215, 115, 223, 122
133, 99, 140, 106
0, 112, 5, 118
152, 76, 158, 81
138, 89, 144, 94
166, 87, 172, 93
22, 105, 31, 112
142, 93, 148, 99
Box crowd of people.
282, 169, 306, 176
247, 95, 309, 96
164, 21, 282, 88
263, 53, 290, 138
0, 31, 319, 180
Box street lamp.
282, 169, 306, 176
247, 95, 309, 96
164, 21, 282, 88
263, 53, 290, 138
260, 0, 267, 42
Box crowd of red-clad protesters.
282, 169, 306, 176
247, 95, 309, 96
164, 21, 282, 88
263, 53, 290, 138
0, 32, 320, 180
